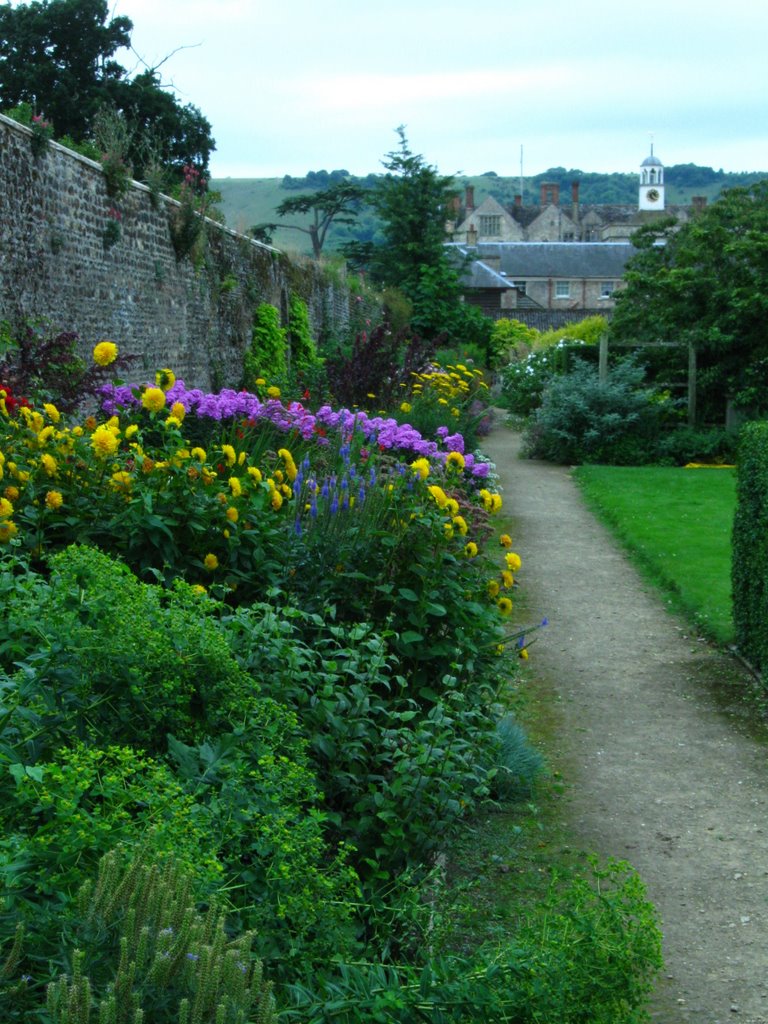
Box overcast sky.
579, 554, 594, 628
109, 0, 766, 179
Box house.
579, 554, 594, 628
449, 241, 636, 330
450, 147, 701, 246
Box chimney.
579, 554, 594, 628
514, 194, 522, 208
691, 196, 708, 213
540, 181, 560, 206
467, 224, 478, 246
465, 185, 475, 213
571, 180, 580, 224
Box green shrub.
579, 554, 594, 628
0, 545, 259, 756
1, 848, 277, 1024
499, 341, 590, 418
654, 426, 737, 466
488, 715, 546, 800
732, 421, 768, 673
221, 605, 500, 877
523, 360, 663, 464
244, 303, 287, 388
285, 859, 662, 1024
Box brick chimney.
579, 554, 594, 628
540, 181, 560, 206
514, 194, 522, 208
465, 185, 475, 213
571, 180, 580, 224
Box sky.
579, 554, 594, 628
101, 0, 768, 180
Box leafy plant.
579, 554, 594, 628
243, 303, 287, 389
523, 359, 664, 464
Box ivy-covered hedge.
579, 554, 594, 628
732, 421, 768, 673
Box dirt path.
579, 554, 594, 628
482, 423, 768, 1024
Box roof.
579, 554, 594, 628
641, 153, 663, 167
449, 242, 637, 281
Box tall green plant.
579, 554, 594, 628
243, 303, 287, 388
732, 421, 768, 673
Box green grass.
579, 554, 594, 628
573, 464, 736, 645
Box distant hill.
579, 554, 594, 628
211, 166, 768, 256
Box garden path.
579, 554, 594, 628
482, 423, 768, 1024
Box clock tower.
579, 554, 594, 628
639, 144, 665, 211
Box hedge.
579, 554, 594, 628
732, 421, 768, 673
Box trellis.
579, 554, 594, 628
598, 336, 697, 426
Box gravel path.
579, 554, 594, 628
482, 424, 768, 1024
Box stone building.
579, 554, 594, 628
451, 147, 699, 245
449, 241, 635, 329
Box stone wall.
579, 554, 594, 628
0, 114, 353, 390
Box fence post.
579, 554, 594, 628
599, 334, 608, 383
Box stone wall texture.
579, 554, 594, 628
0, 114, 353, 390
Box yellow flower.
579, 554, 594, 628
40, 453, 58, 476
191, 447, 207, 462
278, 448, 297, 482
443, 523, 454, 539
400, 401, 412, 413
505, 552, 522, 572
499, 534, 512, 548
487, 579, 500, 598
479, 488, 493, 511
91, 425, 119, 459
0, 497, 13, 518
453, 515, 468, 536
93, 340, 118, 366
125, 424, 139, 440
428, 485, 449, 509
43, 403, 61, 423
497, 596, 513, 616
267, 386, 281, 399
445, 498, 459, 516
192, 584, 207, 595
0, 521, 18, 542
464, 541, 478, 558
170, 402, 186, 421
519, 646, 529, 660
45, 490, 64, 510
501, 570, 514, 589
226, 506, 239, 523
110, 471, 133, 494
221, 444, 236, 467
491, 493, 502, 513
247, 466, 262, 484
446, 451, 465, 472
255, 377, 266, 387
228, 476, 242, 498
141, 387, 166, 413
165, 416, 181, 429
271, 489, 283, 511
155, 368, 176, 391
203, 553, 219, 571
3, 486, 19, 502
410, 458, 430, 481
201, 469, 217, 486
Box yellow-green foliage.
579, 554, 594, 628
533, 315, 608, 351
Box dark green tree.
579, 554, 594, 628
252, 180, 367, 258
610, 182, 768, 419
0, 0, 215, 177
346, 126, 490, 349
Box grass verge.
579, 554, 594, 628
572, 464, 735, 646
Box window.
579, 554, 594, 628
600, 281, 615, 299
555, 281, 571, 299
512, 280, 527, 294
479, 215, 501, 236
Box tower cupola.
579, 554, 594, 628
639, 144, 665, 211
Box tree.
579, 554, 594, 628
610, 182, 768, 419
346, 126, 490, 349
0, 0, 215, 178
252, 180, 367, 258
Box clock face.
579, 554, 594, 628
646, 188, 660, 202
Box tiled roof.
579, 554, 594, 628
449, 241, 636, 280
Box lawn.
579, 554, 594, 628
573, 464, 736, 646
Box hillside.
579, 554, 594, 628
211, 166, 768, 256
